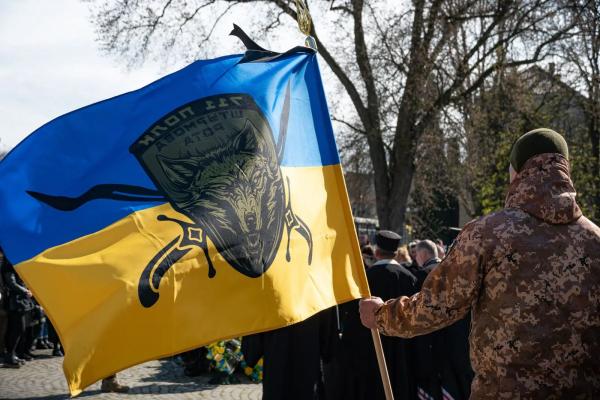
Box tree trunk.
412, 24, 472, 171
590, 111, 600, 219
388, 152, 416, 233
364, 125, 391, 229
592, 72, 600, 220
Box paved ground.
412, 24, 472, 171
0, 349, 262, 399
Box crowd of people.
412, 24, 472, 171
174, 233, 471, 400
190, 233, 471, 400
331, 233, 473, 400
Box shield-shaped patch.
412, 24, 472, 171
130, 93, 286, 278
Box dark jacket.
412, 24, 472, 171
410, 257, 473, 400
241, 308, 336, 400
412, 257, 441, 288
339, 259, 418, 400
1, 259, 34, 313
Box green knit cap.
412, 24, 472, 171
509, 128, 569, 172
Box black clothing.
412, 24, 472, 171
367, 260, 418, 300
0, 254, 7, 353
405, 260, 421, 280
421, 258, 441, 271
0, 251, 6, 306
436, 316, 474, 400
16, 311, 35, 356
410, 258, 440, 399
2, 261, 34, 313
410, 258, 473, 400
2, 259, 34, 363
180, 348, 210, 376
338, 260, 418, 400
5, 312, 27, 359
412, 257, 441, 288
47, 320, 64, 356
242, 308, 335, 400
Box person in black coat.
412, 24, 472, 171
0, 249, 7, 356
411, 240, 473, 400
242, 307, 336, 400
1, 254, 35, 368
337, 230, 418, 400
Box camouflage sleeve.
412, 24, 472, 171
374, 220, 485, 338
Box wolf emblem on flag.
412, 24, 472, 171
27, 88, 313, 308
130, 91, 313, 307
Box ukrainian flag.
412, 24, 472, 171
0, 45, 368, 395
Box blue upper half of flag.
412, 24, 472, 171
0, 50, 341, 265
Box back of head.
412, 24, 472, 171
361, 244, 375, 269
375, 230, 401, 259
408, 240, 418, 257
361, 244, 374, 257
415, 240, 438, 260
395, 245, 412, 264
509, 128, 568, 172
506, 128, 582, 224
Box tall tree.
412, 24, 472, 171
558, 0, 600, 218
87, 0, 574, 231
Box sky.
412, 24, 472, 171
0, 0, 168, 152
0, 0, 347, 154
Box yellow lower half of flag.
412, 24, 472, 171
16, 164, 369, 395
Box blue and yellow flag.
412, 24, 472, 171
0, 45, 368, 394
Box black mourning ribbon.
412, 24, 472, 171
230, 24, 315, 64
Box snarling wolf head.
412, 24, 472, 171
157, 120, 285, 276
30, 90, 313, 308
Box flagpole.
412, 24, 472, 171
371, 328, 395, 400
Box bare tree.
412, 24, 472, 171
86, 0, 575, 231
0, 138, 6, 161
557, 0, 600, 217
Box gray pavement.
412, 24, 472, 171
0, 349, 262, 399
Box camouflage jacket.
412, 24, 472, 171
375, 153, 600, 399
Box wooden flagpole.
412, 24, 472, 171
371, 328, 395, 400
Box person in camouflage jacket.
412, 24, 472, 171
360, 129, 600, 399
